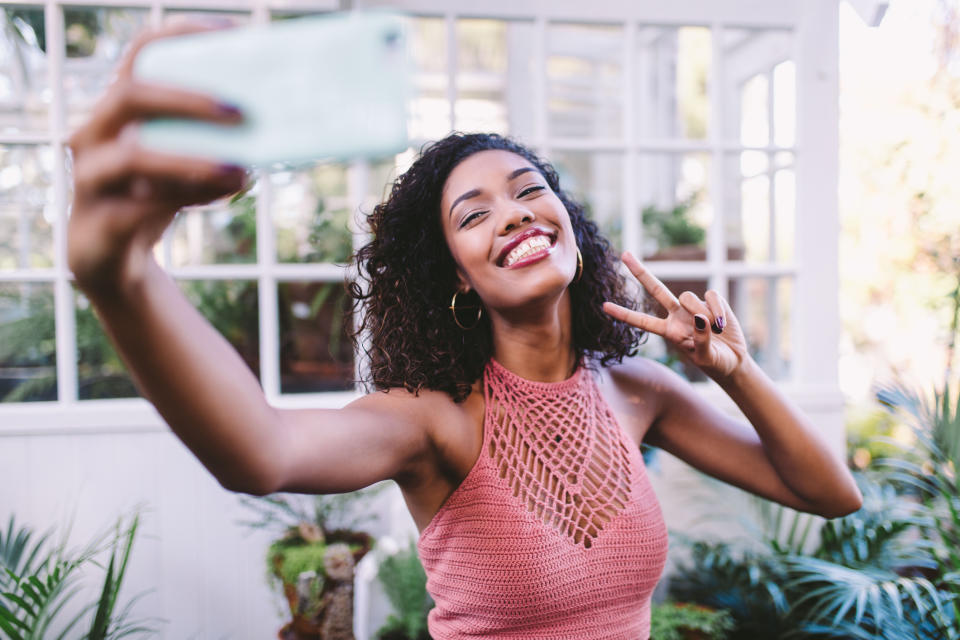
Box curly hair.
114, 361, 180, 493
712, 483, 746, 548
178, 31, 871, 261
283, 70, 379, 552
349, 132, 642, 402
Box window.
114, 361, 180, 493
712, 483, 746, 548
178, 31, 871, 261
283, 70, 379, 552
0, 0, 836, 422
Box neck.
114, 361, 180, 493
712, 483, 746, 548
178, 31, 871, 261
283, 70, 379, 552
488, 290, 577, 382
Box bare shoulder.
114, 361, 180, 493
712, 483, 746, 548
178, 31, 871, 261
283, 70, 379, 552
598, 356, 687, 443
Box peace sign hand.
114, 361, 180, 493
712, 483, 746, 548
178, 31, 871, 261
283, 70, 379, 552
602, 252, 750, 381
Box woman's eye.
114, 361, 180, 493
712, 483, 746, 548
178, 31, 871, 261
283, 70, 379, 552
519, 185, 546, 198
459, 211, 486, 229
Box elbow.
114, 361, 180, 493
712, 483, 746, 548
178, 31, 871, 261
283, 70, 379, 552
817, 487, 864, 520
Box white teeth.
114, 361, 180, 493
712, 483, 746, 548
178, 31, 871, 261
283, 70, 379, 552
503, 235, 551, 267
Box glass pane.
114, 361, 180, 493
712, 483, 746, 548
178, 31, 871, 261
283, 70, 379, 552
547, 23, 624, 138
772, 60, 795, 147
409, 17, 449, 140
76, 288, 138, 400
271, 163, 351, 264
0, 144, 54, 269
179, 279, 259, 377
163, 10, 251, 24
63, 7, 149, 131
455, 19, 534, 137
551, 151, 623, 251
638, 152, 711, 261
0, 282, 56, 402
170, 184, 257, 267
278, 281, 353, 393
729, 276, 792, 380
721, 28, 793, 146
635, 25, 711, 140
724, 151, 794, 263
0, 7, 49, 134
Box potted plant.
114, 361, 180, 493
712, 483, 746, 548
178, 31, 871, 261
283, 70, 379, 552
650, 602, 735, 640
239, 486, 385, 640
373, 540, 433, 640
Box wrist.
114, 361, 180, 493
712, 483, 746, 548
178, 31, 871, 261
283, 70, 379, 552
713, 354, 761, 391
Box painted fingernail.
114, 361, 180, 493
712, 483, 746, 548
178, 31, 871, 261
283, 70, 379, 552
218, 102, 244, 118
711, 321, 723, 334
694, 315, 707, 332
717, 315, 725, 329
219, 163, 246, 177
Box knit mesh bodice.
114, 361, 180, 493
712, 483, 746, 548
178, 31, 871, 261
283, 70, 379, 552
417, 359, 669, 639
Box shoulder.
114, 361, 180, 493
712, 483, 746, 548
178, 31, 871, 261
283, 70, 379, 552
602, 355, 690, 399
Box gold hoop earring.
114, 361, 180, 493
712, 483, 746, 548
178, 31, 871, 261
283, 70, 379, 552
450, 290, 483, 330
574, 248, 583, 283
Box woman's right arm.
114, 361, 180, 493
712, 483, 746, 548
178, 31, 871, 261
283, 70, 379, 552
68, 20, 435, 496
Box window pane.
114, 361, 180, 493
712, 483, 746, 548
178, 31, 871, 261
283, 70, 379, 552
179, 279, 259, 377
0, 282, 56, 402
0, 144, 54, 269
635, 25, 711, 140
455, 19, 534, 137
639, 152, 711, 261
729, 276, 792, 380
724, 151, 794, 263
278, 281, 353, 393
76, 288, 138, 400
271, 163, 352, 264
721, 28, 793, 146
63, 7, 149, 131
0, 7, 48, 134
547, 23, 623, 138
551, 151, 623, 251
170, 185, 257, 267
409, 17, 449, 140
163, 9, 251, 24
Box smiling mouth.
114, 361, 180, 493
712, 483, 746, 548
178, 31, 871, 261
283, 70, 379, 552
499, 233, 557, 268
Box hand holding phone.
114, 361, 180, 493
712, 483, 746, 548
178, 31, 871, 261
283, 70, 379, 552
134, 12, 410, 167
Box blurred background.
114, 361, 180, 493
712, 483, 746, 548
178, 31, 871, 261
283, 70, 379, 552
1, 0, 959, 638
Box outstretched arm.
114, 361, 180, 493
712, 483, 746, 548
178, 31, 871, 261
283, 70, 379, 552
603, 252, 862, 518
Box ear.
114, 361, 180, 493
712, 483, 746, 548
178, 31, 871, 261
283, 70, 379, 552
455, 266, 471, 292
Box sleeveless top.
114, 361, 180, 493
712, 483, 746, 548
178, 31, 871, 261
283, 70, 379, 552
416, 358, 669, 639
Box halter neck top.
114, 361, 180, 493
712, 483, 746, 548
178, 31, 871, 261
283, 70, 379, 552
416, 358, 669, 639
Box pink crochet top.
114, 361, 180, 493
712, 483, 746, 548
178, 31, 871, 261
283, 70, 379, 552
417, 358, 669, 639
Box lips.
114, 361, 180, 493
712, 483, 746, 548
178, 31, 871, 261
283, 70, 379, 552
496, 227, 557, 267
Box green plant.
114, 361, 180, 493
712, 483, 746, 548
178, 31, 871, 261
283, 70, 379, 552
649, 602, 735, 640
0, 512, 155, 640
642, 197, 705, 249
374, 541, 433, 640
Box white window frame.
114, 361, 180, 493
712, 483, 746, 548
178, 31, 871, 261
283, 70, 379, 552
0, 0, 841, 435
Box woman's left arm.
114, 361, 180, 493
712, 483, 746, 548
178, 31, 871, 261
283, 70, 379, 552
604, 252, 863, 519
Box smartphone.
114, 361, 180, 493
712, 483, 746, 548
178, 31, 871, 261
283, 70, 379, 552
134, 12, 410, 168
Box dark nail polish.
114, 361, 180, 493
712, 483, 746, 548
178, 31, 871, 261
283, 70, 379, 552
694, 315, 706, 331
711, 321, 723, 334
219, 163, 246, 176
717, 315, 725, 330
218, 102, 244, 118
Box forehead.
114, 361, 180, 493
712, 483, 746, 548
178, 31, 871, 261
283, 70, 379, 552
442, 149, 539, 199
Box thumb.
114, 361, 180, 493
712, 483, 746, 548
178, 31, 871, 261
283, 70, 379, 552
692, 314, 712, 362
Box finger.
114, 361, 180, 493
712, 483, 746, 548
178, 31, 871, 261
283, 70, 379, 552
704, 289, 727, 334
602, 302, 667, 336
692, 313, 712, 359
678, 291, 713, 325
73, 134, 246, 203
621, 251, 679, 312
116, 17, 237, 79
72, 81, 244, 150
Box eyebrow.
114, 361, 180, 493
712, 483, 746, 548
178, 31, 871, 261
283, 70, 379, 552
448, 166, 539, 218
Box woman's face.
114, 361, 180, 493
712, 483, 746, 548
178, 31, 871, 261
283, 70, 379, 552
439, 149, 578, 313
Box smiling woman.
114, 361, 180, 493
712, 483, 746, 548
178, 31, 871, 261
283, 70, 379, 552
62, 17, 861, 640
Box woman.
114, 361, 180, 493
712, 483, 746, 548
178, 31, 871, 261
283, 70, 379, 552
67, 20, 862, 640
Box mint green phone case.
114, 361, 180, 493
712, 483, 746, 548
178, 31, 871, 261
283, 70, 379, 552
134, 12, 410, 167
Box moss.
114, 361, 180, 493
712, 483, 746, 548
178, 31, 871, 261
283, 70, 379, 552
268, 540, 328, 586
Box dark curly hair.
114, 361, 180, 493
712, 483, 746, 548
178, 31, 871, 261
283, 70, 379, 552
349, 132, 642, 402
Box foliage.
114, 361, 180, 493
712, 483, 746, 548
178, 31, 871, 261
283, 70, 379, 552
237, 484, 387, 537
649, 602, 735, 640
642, 197, 705, 249
267, 540, 328, 587
374, 541, 433, 640
0, 512, 156, 640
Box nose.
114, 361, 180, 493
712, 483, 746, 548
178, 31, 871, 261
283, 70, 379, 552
500, 205, 535, 234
